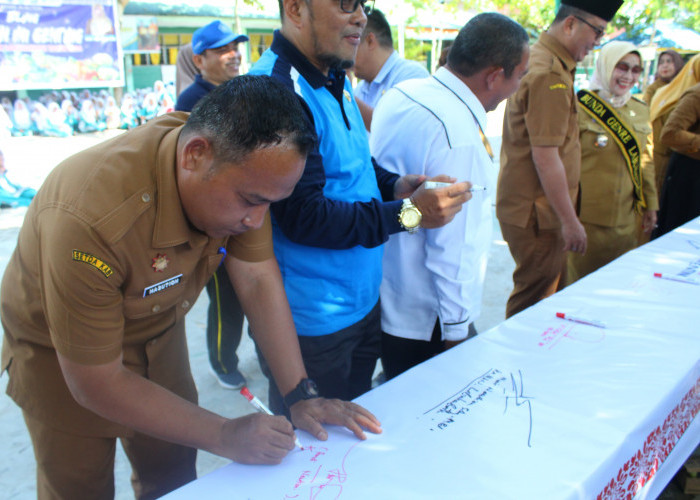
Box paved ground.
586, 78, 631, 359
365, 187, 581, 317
0, 113, 696, 498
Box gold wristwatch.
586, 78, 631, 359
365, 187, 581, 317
398, 198, 422, 234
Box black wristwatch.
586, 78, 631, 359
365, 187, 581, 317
283, 378, 320, 408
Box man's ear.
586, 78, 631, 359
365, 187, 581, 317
365, 32, 376, 49
283, 0, 306, 29
192, 54, 204, 72
181, 136, 212, 172
485, 66, 503, 91
563, 15, 577, 36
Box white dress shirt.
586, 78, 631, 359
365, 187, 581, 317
354, 51, 429, 108
370, 66, 497, 341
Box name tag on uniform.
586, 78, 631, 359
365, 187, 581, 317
143, 274, 183, 297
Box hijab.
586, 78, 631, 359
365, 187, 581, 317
654, 50, 685, 84
649, 53, 700, 122
589, 41, 640, 108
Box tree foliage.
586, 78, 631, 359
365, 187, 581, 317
384, 0, 698, 41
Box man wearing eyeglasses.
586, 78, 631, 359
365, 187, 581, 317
249, 0, 471, 416
496, 0, 623, 319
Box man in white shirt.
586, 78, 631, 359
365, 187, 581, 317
370, 13, 529, 379
353, 9, 429, 131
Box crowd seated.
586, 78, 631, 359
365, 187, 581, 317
0, 81, 176, 137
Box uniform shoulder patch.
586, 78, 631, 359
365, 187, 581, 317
549, 83, 568, 90
72, 250, 114, 277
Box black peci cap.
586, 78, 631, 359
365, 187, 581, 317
560, 0, 624, 22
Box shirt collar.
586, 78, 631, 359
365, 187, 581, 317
432, 66, 487, 131
195, 74, 218, 92
271, 30, 347, 90
539, 32, 577, 76
373, 51, 399, 85
153, 114, 209, 249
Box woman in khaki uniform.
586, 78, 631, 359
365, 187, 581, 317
655, 81, 700, 235
642, 50, 684, 105
649, 55, 700, 198
568, 42, 658, 284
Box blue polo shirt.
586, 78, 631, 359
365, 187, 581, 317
250, 30, 403, 336
175, 74, 216, 112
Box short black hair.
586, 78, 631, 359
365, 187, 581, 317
181, 74, 316, 166
447, 13, 528, 78
553, 5, 587, 24
363, 9, 392, 48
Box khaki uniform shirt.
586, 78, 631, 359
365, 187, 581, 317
497, 32, 580, 230
578, 95, 659, 228
660, 83, 700, 161
1, 113, 273, 436
642, 79, 666, 105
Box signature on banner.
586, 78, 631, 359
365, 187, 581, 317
538, 323, 605, 349
421, 368, 534, 446
284, 442, 361, 500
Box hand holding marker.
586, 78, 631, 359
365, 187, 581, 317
424, 180, 486, 192
240, 387, 303, 450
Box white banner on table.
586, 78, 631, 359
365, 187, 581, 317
163, 218, 700, 500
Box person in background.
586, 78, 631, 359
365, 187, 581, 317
0, 104, 11, 139
496, 0, 623, 318
30, 102, 51, 137
104, 96, 122, 129
176, 20, 249, 113
175, 20, 251, 390
249, 0, 470, 416
1, 75, 381, 500
78, 99, 107, 133
62, 99, 80, 133
370, 13, 529, 380
138, 93, 159, 124
120, 93, 140, 130
353, 9, 429, 131
45, 101, 73, 137
654, 78, 700, 236
11, 99, 34, 136
649, 54, 698, 199
643, 50, 685, 105
175, 43, 200, 97
567, 41, 658, 284
0, 149, 36, 207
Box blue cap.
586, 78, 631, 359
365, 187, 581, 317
192, 20, 249, 55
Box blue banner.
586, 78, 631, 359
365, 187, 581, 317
0, 0, 124, 90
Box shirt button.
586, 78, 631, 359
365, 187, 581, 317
151, 304, 161, 313
182, 300, 190, 309
142, 193, 151, 203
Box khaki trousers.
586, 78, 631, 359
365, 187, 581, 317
23, 410, 196, 500
567, 221, 638, 285
500, 217, 567, 319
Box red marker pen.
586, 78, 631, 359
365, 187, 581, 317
653, 272, 700, 285
556, 312, 606, 329
240, 387, 303, 450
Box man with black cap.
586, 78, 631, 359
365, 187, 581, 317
176, 20, 251, 391
176, 20, 249, 113
496, 0, 623, 318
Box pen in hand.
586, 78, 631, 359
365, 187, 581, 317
240, 387, 304, 450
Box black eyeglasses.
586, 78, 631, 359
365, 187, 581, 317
340, 0, 374, 15
574, 15, 605, 41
